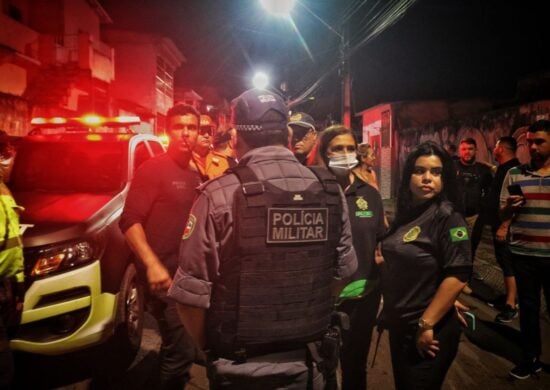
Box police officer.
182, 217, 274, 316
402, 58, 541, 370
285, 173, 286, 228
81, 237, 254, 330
0, 130, 24, 390
380, 142, 472, 389
168, 89, 357, 389
289, 112, 318, 166
317, 125, 386, 390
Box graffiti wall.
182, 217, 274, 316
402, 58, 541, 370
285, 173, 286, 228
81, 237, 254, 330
397, 100, 550, 175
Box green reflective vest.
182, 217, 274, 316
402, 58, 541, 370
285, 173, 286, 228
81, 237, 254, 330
0, 188, 24, 283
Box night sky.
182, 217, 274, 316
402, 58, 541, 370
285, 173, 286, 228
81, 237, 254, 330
101, 0, 550, 122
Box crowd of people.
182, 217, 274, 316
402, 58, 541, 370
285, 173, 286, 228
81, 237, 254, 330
1, 88, 549, 389
119, 89, 549, 389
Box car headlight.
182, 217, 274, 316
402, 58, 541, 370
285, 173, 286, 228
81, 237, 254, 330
31, 237, 105, 277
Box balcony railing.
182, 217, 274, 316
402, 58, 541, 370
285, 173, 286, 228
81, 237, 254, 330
42, 33, 114, 82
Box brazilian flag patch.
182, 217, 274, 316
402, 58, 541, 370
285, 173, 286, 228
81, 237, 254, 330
449, 226, 469, 242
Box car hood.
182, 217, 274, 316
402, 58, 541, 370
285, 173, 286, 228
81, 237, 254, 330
14, 191, 125, 248
15, 192, 115, 224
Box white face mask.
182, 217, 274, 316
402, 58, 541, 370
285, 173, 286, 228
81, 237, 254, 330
328, 153, 358, 171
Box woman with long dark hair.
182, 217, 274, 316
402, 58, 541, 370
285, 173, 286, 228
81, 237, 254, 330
317, 125, 386, 390
379, 141, 472, 389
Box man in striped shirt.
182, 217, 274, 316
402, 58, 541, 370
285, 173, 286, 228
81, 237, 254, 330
500, 120, 550, 380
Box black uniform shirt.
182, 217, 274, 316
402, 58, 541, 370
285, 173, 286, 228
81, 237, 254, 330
380, 200, 472, 324
346, 174, 386, 282
455, 161, 493, 216
120, 153, 202, 275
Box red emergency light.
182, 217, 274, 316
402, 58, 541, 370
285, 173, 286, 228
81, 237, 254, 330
31, 115, 141, 127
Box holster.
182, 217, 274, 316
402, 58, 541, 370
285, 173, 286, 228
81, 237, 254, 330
306, 312, 349, 388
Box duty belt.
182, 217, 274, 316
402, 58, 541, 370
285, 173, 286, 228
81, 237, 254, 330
210, 339, 319, 363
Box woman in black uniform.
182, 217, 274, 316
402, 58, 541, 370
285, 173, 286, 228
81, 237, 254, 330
379, 141, 472, 389
317, 125, 386, 390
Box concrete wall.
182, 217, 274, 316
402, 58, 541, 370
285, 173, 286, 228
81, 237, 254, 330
109, 40, 157, 112
63, 0, 100, 38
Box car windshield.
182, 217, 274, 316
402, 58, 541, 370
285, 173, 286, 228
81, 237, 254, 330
12, 140, 128, 193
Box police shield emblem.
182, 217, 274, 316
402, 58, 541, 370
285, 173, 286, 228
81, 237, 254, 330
355, 196, 373, 217
403, 226, 421, 242
182, 214, 196, 240
355, 196, 368, 210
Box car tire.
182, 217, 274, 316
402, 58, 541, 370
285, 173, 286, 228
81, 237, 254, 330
114, 263, 144, 358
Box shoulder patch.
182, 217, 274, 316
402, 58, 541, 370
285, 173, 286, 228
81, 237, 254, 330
355, 196, 373, 218
449, 226, 469, 242
403, 225, 421, 242
356, 196, 369, 210
182, 214, 197, 240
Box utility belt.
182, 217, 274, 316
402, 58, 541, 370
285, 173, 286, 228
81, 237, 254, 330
209, 339, 316, 363
209, 312, 349, 375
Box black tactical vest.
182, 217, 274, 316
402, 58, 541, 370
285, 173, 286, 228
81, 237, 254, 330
207, 165, 343, 359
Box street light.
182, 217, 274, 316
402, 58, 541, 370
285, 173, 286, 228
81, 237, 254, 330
259, 0, 296, 17
252, 71, 270, 90
260, 0, 352, 127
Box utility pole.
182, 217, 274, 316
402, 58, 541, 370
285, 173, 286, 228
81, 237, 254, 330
340, 24, 351, 128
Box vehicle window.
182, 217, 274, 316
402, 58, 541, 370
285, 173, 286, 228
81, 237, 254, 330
133, 142, 152, 171
148, 141, 165, 156
11, 141, 127, 193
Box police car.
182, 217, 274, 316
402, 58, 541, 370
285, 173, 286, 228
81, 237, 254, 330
8, 115, 165, 357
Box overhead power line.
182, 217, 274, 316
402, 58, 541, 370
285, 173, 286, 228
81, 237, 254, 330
289, 0, 418, 108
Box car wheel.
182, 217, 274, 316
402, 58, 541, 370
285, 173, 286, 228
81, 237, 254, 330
114, 263, 144, 356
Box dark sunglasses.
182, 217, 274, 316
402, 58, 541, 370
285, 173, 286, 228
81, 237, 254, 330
291, 128, 312, 145
199, 126, 213, 136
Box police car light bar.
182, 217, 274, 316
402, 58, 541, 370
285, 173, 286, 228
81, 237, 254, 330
50, 117, 67, 124
114, 115, 141, 124
81, 114, 102, 125
31, 115, 141, 127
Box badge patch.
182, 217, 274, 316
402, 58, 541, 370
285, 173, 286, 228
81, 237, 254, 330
182, 214, 196, 240
450, 226, 469, 242
355, 196, 373, 217
356, 196, 369, 210
403, 226, 421, 242
267, 207, 328, 243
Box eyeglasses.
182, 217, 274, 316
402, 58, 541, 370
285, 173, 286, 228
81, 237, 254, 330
199, 127, 213, 137
291, 128, 313, 146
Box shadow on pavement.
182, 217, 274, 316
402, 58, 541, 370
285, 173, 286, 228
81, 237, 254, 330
463, 319, 523, 365
463, 278, 524, 366
468, 278, 502, 304
13, 336, 138, 389
89, 351, 159, 390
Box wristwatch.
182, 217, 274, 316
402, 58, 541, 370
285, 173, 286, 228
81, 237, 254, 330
417, 318, 434, 331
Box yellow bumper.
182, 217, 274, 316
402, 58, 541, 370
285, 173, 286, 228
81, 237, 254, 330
10, 261, 118, 355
